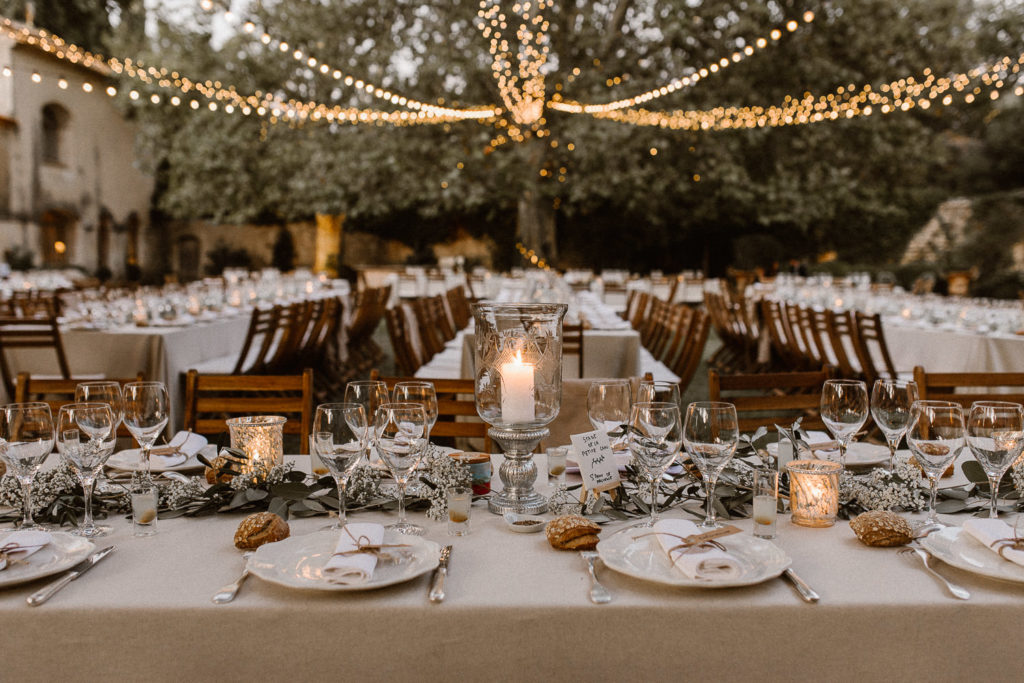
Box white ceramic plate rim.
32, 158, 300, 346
597, 527, 791, 588
921, 526, 1024, 584
767, 441, 890, 466
248, 529, 440, 592
107, 447, 210, 473
0, 532, 95, 588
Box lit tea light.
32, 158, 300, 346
226, 416, 287, 477
786, 459, 841, 527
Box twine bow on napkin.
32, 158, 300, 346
989, 536, 1024, 560
633, 531, 729, 559
640, 520, 744, 581
962, 518, 1024, 568
332, 525, 414, 565
0, 531, 53, 571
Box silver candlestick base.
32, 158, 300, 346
487, 426, 549, 515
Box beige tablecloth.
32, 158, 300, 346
885, 321, 1024, 374
2, 454, 1024, 681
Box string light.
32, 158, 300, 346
515, 242, 552, 270
199, 2, 498, 120
477, 0, 552, 126
587, 53, 1024, 131
550, 11, 815, 115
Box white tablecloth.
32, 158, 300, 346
1, 454, 1023, 681
884, 321, 1024, 374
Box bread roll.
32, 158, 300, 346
234, 512, 290, 549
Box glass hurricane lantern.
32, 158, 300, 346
472, 302, 567, 515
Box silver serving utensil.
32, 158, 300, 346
212, 551, 254, 604
26, 545, 115, 607
899, 544, 970, 600
428, 545, 452, 604
580, 551, 612, 604
782, 567, 820, 603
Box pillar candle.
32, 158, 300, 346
500, 352, 535, 423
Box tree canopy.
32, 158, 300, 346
9, 0, 1024, 271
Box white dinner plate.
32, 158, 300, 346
248, 529, 440, 592
597, 526, 791, 588
0, 532, 95, 589
106, 445, 213, 473
768, 441, 890, 467
920, 526, 1024, 584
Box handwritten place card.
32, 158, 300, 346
570, 429, 621, 493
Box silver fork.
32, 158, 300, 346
212, 552, 254, 604
899, 545, 970, 600
580, 551, 612, 604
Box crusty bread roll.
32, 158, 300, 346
545, 514, 601, 550
234, 512, 290, 549
850, 510, 913, 547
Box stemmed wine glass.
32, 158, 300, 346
392, 382, 438, 437
345, 380, 389, 465
57, 403, 116, 537
122, 382, 170, 478
374, 402, 428, 535
626, 401, 682, 528
683, 401, 739, 529
871, 379, 918, 474
0, 403, 55, 530
907, 400, 966, 531
587, 379, 632, 449
820, 379, 869, 470
966, 401, 1024, 520
75, 381, 124, 488
313, 403, 367, 530
637, 380, 681, 406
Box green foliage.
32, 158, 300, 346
72, 0, 1024, 270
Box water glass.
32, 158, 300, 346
752, 468, 779, 539
587, 380, 632, 447
314, 402, 367, 530
820, 379, 869, 470
907, 400, 965, 528
636, 380, 681, 406
966, 401, 1024, 519
123, 381, 170, 478
0, 402, 55, 530
374, 402, 428, 535
871, 379, 918, 473
683, 401, 739, 529
628, 401, 683, 527
446, 486, 472, 536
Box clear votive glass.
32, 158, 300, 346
131, 483, 158, 537
546, 446, 568, 487
752, 468, 779, 539
447, 486, 472, 536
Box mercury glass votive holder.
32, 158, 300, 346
226, 416, 286, 474
787, 459, 842, 528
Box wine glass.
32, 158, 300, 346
683, 401, 739, 529
75, 381, 124, 487
392, 382, 438, 436
587, 379, 632, 448
820, 379, 869, 470
122, 382, 170, 478
373, 402, 428, 535
871, 379, 919, 473
0, 402, 55, 530
966, 401, 1024, 520
907, 400, 966, 530
57, 403, 116, 537
626, 401, 682, 528
345, 380, 389, 463
313, 403, 367, 530
637, 380, 681, 406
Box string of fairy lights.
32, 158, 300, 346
477, 0, 551, 127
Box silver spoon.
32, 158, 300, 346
212, 551, 254, 604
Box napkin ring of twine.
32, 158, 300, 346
634, 531, 726, 560
988, 534, 1024, 560
332, 527, 414, 564
0, 541, 47, 568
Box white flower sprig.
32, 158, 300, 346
419, 446, 472, 522
847, 453, 928, 512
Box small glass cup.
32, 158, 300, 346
752, 468, 779, 539
447, 486, 472, 536
546, 446, 568, 486
131, 483, 158, 537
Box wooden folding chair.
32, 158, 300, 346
0, 315, 72, 398
183, 368, 314, 453
851, 312, 900, 386
231, 306, 280, 375
669, 308, 711, 391
824, 310, 862, 380
369, 371, 491, 452
708, 366, 835, 433
384, 306, 423, 377
913, 366, 1024, 408
15, 372, 145, 437
562, 322, 585, 378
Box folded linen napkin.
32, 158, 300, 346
962, 518, 1024, 568
149, 431, 208, 468
323, 523, 385, 585
0, 530, 52, 569
651, 519, 742, 581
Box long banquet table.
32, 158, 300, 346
884, 320, 1024, 374
3, 454, 1024, 682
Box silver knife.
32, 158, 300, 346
428, 545, 452, 604
782, 568, 820, 603
27, 545, 116, 607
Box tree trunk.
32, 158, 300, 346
516, 139, 556, 262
